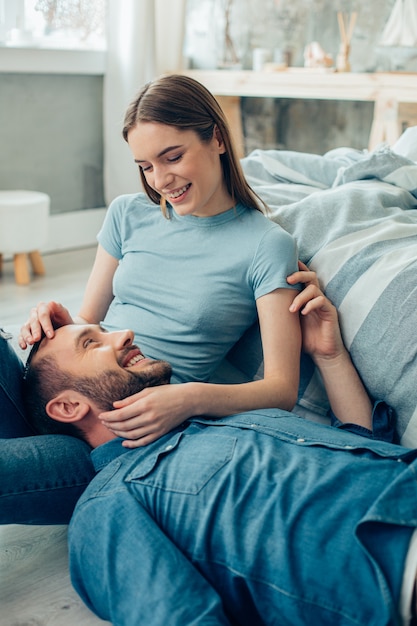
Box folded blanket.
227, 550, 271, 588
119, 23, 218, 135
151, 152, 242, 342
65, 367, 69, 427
240, 131, 417, 446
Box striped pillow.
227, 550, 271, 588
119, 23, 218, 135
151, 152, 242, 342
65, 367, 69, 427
239, 142, 417, 445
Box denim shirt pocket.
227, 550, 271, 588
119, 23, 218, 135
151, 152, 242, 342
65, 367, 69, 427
125, 432, 236, 495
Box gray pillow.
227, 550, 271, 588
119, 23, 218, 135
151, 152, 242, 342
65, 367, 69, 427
240, 139, 417, 445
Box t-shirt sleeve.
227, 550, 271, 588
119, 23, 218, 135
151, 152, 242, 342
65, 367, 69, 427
97, 195, 127, 260
251, 225, 300, 300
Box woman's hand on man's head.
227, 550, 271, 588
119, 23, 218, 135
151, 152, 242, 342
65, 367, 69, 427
19, 301, 74, 350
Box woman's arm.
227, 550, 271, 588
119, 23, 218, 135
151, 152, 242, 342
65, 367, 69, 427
99, 287, 302, 448
19, 245, 118, 348
77, 245, 118, 325
187, 287, 301, 414
287, 263, 372, 429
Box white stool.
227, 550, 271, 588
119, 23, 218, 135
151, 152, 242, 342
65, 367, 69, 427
0, 190, 50, 285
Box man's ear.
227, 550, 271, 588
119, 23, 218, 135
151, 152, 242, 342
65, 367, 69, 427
213, 124, 226, 154
46, 391, 90, 424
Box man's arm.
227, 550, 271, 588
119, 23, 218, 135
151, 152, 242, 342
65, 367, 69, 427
287, 262, 373, 430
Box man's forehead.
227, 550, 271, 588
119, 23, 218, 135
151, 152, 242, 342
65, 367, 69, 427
36, 324, 100, 358
31, 328, 67, 364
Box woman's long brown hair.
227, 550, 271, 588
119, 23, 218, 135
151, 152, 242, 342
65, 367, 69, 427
122, 74, 267, 217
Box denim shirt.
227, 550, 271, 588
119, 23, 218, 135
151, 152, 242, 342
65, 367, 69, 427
79, 408, 417, 625
91, 405, 412, 473
331, 400, 398, 443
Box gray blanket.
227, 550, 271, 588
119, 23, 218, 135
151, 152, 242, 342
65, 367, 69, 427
241, 134, 417, 445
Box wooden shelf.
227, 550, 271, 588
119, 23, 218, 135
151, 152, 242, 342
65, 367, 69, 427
181, 69, 417, 154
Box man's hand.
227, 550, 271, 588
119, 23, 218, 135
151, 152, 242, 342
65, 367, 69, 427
287, 261, 345, 363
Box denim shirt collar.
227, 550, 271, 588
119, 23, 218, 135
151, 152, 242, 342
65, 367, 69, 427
90, 409, 417, 473
91, 438, 129, 471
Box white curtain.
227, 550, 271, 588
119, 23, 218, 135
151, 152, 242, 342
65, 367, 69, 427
104, 0, 187, 204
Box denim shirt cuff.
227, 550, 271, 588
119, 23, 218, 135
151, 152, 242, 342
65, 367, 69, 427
330, 400, 398, 444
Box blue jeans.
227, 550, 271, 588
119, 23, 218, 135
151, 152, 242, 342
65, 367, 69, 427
69, 413, 417, 626
0, 332, 95, 524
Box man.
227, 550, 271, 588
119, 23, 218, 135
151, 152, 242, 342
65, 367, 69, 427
22, 302, 415, 625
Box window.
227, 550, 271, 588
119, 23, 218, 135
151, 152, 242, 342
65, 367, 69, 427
0, 0, 106, 50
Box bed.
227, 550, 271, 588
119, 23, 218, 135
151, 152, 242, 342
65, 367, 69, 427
227, 125, 417, 446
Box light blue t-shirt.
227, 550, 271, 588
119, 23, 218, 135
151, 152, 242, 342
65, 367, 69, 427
98, 194, 299, 383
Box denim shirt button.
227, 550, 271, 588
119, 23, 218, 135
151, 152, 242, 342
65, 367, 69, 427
344, 445, 354, 449
297, 438, 305, 443
165, 444, 174, 451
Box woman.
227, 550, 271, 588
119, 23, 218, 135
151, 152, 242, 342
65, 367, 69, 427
20, 74, 301, 449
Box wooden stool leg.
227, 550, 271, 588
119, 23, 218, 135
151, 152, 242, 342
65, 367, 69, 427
0, 253, 3, 276
29, 250, 46, 276
14, 253, 30, 285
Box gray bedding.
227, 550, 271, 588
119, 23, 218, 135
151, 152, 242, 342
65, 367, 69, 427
240, 131, 417, 445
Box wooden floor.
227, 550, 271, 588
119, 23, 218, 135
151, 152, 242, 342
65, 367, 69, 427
0, 247, 110, 626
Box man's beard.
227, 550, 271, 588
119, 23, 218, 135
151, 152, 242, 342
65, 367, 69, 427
73, 360, 172, 412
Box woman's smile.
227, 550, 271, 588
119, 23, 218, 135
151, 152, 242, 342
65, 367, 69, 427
165, 183, 192, 203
